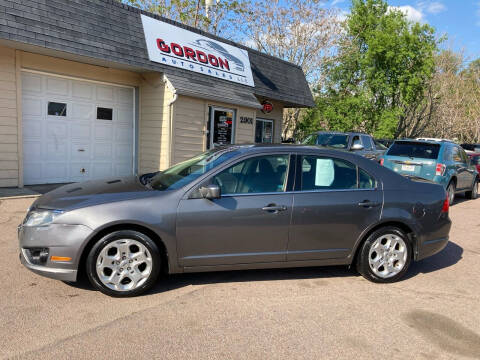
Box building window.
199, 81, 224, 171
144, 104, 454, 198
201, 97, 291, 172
207, 107, 235, 149
97, 107, 113, 120
48, 102, 67, 116
255, 118, 273, 143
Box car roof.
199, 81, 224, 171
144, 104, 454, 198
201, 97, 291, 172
393, 139, 453, 146
213, 144, 356, 156
313, 131, 366, 136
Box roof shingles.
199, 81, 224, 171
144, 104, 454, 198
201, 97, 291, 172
0, 0, 314, 107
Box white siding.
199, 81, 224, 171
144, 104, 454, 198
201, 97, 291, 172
138, 74, 172, 173
0, 46, 19, 187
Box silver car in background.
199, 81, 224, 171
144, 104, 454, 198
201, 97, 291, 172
19, 145, 451, 297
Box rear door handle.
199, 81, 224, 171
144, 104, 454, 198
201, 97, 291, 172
262, 204, 287, 213
358, 200, 380, 208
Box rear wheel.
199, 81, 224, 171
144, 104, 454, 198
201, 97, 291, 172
356, 227, 412, 283
447, 181, 456, 205
465, 178, 478, 200
86, 230, 161, 297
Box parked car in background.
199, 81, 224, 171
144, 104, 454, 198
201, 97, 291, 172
416, 137, 456, 142
376, 139, 395, 148
381, 140, 479, 204
19, 145, 451, 297
302, 131, 386, 160
468, 153, 480, 174
461, 143, 480, 153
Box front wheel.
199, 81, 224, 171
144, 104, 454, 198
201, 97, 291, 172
356, 227, 412, 283
86, 230, 161, 297
465, 178, 478, 200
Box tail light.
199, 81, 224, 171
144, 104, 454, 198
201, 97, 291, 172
379, 158, 384, 166
441, 193, 449, 213
435, 163, 446, 176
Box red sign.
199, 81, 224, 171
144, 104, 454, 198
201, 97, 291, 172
262, 101, 273, 114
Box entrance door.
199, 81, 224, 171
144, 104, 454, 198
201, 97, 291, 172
21, 72, 135, 185
255, 118, 273, 143
207, 107, 235, 149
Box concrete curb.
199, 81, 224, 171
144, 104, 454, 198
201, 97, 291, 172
0, 194, 41, 201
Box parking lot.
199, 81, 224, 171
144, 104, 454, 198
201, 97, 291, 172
1, 196, 479, 359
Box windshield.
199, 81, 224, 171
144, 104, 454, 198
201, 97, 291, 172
145, 148, 241, 191
302, 133, 349, 149
387, 141, 440, 160
374, 139, 388, 150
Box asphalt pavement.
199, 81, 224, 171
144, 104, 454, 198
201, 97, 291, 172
1, 196, 479, 359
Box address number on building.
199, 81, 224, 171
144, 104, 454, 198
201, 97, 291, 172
240, 116, 253, 124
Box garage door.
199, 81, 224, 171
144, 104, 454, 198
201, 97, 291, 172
22, 72, 135, 185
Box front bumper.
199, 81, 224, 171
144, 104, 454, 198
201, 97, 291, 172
20, 250, 78, 281
18, 223, 93, 282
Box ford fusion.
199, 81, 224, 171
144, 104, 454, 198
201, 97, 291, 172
19, 145, 451, 297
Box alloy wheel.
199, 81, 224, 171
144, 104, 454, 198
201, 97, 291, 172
95, 239, 153, 291
368, 234, 408, 279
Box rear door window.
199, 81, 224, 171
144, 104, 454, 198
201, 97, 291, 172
452, 147, 462, 162
298, 156, 376, 191
459, 148, 469, 164
386, 142, 440, 160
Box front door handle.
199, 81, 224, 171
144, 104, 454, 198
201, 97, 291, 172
262, 204, 287, 213
358, 200, 380, 208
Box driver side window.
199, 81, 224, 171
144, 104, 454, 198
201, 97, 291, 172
212, 154, 290, 195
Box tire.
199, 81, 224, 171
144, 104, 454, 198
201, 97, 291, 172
86, 230, 161, 297
465, 178, 478, 200
356, 226, 412, 283
447, 181, 456, 205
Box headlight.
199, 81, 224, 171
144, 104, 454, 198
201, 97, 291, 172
24, 210, 64, 227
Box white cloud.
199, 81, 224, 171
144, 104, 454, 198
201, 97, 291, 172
388, 5, 424, 23
417, 1, 446, 14
426, 2, 446, 14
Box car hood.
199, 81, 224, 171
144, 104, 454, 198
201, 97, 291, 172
32, 176, 155, 211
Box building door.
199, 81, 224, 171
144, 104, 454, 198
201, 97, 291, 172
255, 118, 273, 143
21, 72, 135, 185
207, 107, 235, 149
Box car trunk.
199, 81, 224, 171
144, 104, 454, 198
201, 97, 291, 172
383, 141, 440, 180
384, 156, 437, 180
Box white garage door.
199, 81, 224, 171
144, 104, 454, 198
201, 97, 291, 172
22, 72, 135, 185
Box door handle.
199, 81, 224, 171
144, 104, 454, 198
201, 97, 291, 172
262, 204, 287, 213
358, 200, 380, 208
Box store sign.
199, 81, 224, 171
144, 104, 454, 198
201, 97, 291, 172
141, 15, 255, 87
262, 101, 273, 113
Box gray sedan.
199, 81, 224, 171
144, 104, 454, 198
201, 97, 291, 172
19, 145, 451, 297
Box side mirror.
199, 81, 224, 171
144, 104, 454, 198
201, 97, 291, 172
199, 184, 221, 200
351, 143, 364, 151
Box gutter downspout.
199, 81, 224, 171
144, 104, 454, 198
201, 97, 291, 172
166, 87, 178, 168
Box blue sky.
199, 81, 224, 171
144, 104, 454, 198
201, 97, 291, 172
330, 0, 480, 62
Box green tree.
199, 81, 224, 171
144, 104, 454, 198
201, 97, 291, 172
300, 0, 439, 140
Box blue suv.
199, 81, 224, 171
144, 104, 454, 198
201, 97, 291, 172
381, 140, 479, 204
